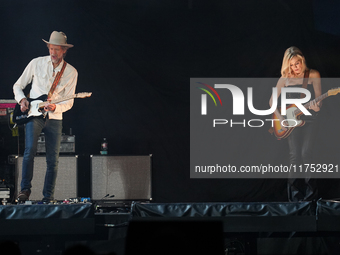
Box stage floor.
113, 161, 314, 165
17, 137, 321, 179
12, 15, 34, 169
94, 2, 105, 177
0, 200, 340, 255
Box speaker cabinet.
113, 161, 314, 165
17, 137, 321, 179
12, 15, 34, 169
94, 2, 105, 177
17, 155, 78, 200
91, 155, 152, 201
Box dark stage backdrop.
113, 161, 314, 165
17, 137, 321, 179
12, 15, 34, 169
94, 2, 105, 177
1, 0, 340, 202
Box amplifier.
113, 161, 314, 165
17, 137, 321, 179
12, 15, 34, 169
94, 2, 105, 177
17, 155, 78, 200
91, 155, 152, 201
37, 134, 75, 154
0, 99, 16, 124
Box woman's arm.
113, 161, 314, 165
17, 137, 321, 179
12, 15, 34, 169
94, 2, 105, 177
309, 69, 321, 112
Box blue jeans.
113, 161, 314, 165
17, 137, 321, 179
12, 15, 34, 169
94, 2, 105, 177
21, 117, 62, 199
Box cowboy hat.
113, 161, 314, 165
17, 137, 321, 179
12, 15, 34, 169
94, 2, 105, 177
42, 31, 74, 48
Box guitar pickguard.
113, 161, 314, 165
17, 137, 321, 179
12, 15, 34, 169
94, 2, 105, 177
28, 100, 46, 117
283, 106, 304, 127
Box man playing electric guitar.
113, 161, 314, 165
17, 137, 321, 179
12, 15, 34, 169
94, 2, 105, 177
13, 31, 78, 203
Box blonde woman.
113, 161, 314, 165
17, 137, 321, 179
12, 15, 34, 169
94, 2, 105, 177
269, 46, 321, 202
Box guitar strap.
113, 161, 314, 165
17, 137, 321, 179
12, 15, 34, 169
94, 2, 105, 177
47, 61, 67, 99
301, 69, 310, 98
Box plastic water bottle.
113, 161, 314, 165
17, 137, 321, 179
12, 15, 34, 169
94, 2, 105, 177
100, 138, 108, 155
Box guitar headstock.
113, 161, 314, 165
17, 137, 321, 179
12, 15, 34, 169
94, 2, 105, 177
328, 88, 340, 96
75, 92, 92, 98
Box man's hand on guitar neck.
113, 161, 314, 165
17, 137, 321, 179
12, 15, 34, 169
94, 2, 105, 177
19, 98, 29, 112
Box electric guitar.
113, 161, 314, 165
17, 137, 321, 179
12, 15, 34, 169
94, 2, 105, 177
272, 88, 340, 139
13, 92, 92, 125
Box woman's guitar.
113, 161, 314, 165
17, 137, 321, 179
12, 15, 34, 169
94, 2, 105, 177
272, 88, 340, 139
13, 92, 92, 125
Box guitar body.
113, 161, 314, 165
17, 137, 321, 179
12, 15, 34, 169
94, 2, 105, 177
272, 104, 305, 139
13, 95, 48, 125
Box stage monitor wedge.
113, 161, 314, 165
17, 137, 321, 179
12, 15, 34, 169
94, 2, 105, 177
91, 155, 152, 201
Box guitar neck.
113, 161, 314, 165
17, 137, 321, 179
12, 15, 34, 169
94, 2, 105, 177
38, 95, 76, 108
50, 95, 76, 104
294, 91, 328, 115
303, 92, 328, 109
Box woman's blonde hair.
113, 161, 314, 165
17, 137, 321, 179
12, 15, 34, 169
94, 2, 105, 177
281, 46, 307, 77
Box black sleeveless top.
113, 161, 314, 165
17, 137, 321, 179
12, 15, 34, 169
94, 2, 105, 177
285, 83, 315, 99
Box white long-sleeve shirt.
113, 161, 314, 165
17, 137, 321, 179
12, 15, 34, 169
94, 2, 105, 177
13, 56, 78, 120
